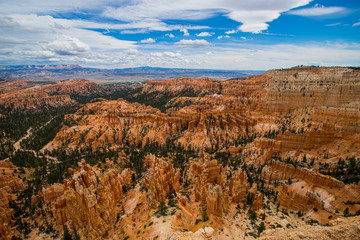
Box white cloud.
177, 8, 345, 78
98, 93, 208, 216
0, 14, 136, 51
164, 52, 182, 58
125, 48, 140, 55
217, 35, 230, 40
227, 10, 281, 33
0, 0, 314, 35
225, 29, 236, 34
326, 22, 342, 27
46, 36, 90, 55
184, 42, 360, 70
175, 39, 210, 48
140, 38, 155, 43
289, 4, 345, 16
0, 0, 358, 69
196, 32, 212, 37
102, 0, 313, 33
353, 21, 360, 27
180, 28, 189, 36
241, 36, 247, 40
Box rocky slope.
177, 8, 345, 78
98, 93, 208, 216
0, 79, 129, 112
259, 215, 360, 240
0, 79, 31, 94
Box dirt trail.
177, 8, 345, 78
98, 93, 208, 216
13, 127, 32, 151
12, 119, 58, 162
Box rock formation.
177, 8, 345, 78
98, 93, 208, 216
262, 161, 344, 188
0, 161, 24, 240
42, 160, 133, 238
143, 155, 180, 207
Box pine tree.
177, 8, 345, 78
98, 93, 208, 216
258, 222, 265, 235
157, 201, 168, 216
200, 188, 209, 221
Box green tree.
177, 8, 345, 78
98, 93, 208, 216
200, 189, 209, 221
258, 222, 265, 235
157, 201, 168, 216
63, 225, 73, 240
248, 209, 257, 223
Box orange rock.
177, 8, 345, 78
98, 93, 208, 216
0, 162, 24, 240
143, 155, 180, 208
229, 169, 250, 204
253, 193, 263, 211
42, 160, 133, 238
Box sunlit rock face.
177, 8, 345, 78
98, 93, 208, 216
42, 160, 133, 238
0, 162, 24, 240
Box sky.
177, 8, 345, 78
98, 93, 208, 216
0, 0, 359, 70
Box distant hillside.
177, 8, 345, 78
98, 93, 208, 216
0, 65, 264, 83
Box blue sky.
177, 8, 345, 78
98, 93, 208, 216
0, 0, 359, 70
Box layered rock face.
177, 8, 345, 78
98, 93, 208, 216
262, 160, 360, 220
263, 67, 360, 112
0, 161, 24, 239
0, 79, 126, 111
42, 160, 133, 238
276, 185, 325, 212
262, 161, 344, 188
137, 77, 221, 97
0, 79, 96, 111
138, 74, 269, 105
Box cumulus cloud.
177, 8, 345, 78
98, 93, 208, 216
175, 39, 210, 48
140, 38, 155, 43
196, 32, 212, 37
217, 35, 230, 40
180, 28, 189, 36
46, 36, 90, 55
289, 4, 345, 16
165, 33, 175, 38
225, 29, 236, 34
